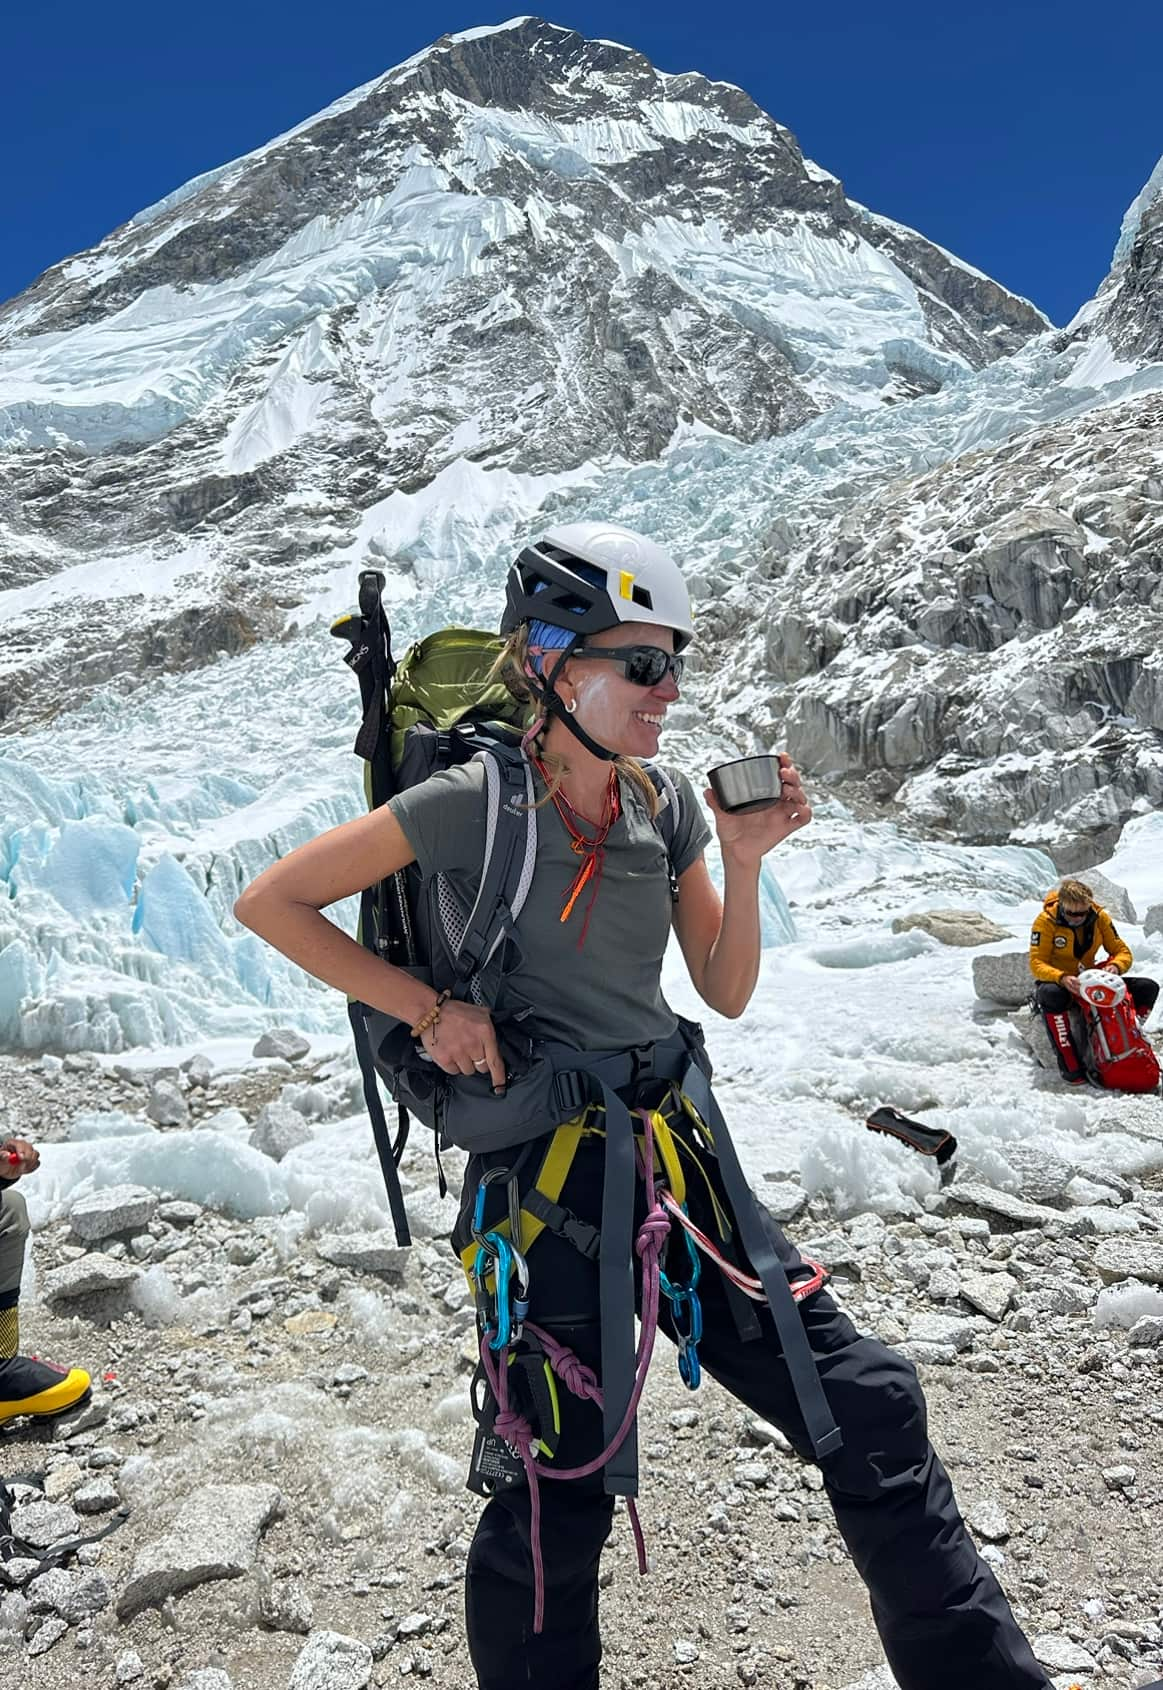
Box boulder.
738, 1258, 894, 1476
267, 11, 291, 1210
971, 951, 1033, 1007
252, 1028, 311, 1062
288, 1631, 373, 1690
315, 1231, 409, 1278
117, 1483, 282, 1618
995, 1142, 1074, 1205
1093, 1239, 1163, 1285
1144, 902, 1163, 937
42, 1255, 140, 1303
248, 1101, 313, 1163
959, 1270, 1016, 1322
146, 1079, 189, 1127
69, 1183, 158, 1243
944, 1183, 1063, 1230
893, 909, 1012, 947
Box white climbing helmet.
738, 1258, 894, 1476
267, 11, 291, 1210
502, 520, 695, 651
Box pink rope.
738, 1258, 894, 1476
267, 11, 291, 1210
478, 1108, 668, 1633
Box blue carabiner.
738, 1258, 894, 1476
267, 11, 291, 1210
659, 1204, 703, 1391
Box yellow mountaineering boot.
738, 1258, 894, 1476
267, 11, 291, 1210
0, 1310, 91, 1425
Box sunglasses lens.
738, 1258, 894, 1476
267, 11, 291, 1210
625, 649, 668, 686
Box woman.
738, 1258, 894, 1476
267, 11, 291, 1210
236, 522, 1049, 1690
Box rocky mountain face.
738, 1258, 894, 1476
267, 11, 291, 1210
712, 387, 1163, 859
0, 19, 1160, 859
0, 18, 1045, 730
1073, 159, 1163, 367
679, 150, 1163, 862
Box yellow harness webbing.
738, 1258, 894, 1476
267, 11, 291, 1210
459, 1094, 736, 1288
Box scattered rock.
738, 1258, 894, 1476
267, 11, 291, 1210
1128, 1315, 1163, 1347
74, 1476, 123, 1515
996, 1143, 1075, 1206
258, 1578, 313, 1634
945, 1184, 1063, 1230
117, 1483, 283, 1618
906, 1313, 979, 1351
8, 1500, 82, 1551
893, 909, 1012, 947
756, 1179, 808, 1223
1144, 901, 1163, 937
315, 1232, 409, 1278
182, 1054, 214, 1089
1032, 1633, 1098, 1674
146, 1078, 189, 1127
253, 1029, 311, 1062
288, 1628, 373, 1690
964, 1497, 1010, 1543
28, 1615, 68, 1656
284, 1310, 338, 1337
249, 1100, 313, 1162
69, 1183, 158, 1242
959, 1270, 1016, 1323
157, 1199, 203, 1226
42, 1254, 141, 1302
1093, 1239, 1163, 1285
1102, 1465, 1136, 1491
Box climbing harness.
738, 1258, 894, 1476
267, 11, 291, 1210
466, 1105, 832, 1633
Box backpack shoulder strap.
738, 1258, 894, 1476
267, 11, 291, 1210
642, 761, 681, 895
452, 745, 537, 990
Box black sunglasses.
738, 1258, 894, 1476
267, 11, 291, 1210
571, 644, 685, 688
1060, 905, 1089, 922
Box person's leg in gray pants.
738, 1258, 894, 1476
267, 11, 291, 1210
0, 1180, 91, 1421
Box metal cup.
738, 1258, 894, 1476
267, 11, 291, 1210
707, 755, 784, 814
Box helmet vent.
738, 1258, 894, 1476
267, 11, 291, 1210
631, 584, 654, 610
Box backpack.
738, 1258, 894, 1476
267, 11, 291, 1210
1082, 998, 1161, 1094
332, 569, 681, 1245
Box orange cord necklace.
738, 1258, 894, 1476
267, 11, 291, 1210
533, 759, 621, 945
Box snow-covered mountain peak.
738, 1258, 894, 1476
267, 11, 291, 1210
1113, 152, 1163, 268
1067, 152, 1163, 371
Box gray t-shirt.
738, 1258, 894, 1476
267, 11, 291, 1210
388, 761, 711, 1050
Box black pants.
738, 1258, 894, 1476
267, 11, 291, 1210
1035, 976, 1158, 1077
459, 1133, 1049, 1690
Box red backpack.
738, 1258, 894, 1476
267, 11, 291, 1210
1083, 996, 1161, 1093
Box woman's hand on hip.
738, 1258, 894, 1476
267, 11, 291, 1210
420, 1001, 507, 1093
705, 753, 812, 865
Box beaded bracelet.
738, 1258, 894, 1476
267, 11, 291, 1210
410, 989, 451, 1039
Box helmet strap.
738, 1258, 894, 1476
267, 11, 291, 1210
528, 645, 619, 763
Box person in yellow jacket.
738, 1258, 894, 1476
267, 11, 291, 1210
1029, 878, 1159, 1082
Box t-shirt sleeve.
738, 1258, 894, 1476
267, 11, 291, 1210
386, 763, 488, 881
664, 768, 712, 879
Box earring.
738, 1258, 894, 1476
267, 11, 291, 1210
565, 699, 578, 715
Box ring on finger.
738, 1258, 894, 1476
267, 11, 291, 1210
472, 1058, 489, 1070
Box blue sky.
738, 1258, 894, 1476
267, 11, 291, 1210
5, 1, 1162, 325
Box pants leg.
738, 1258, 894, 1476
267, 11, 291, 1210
0, 1185, 28, 1358
1127, 976, 1159, 1016
465, 1315, 613, 1690
460, 1146, 613, 1690
676, 1183, 1050, 1690
1033, 982, 1085, 1078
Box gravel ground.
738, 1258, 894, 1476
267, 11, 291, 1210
1, 1051, 1161, 1690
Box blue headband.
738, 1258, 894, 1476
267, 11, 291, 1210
527, 562, 605, 672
